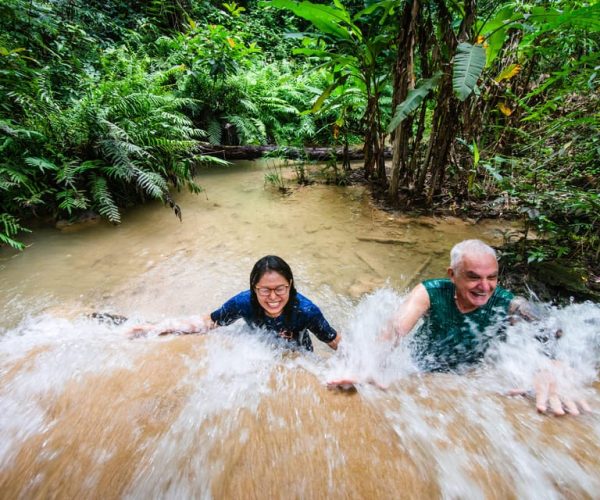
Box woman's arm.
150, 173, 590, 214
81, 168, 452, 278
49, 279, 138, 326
128, 314, 215, 338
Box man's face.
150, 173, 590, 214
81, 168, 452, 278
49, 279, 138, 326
448, 253, 499, 312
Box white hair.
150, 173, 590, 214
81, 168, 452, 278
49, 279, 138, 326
450, 239, 497, 271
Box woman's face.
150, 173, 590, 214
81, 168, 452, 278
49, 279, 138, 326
254, 271, 291, 318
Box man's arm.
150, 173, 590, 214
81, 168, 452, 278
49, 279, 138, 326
509, 297, 546, 323
384, 283, 431, 342
327, 285, 430, 389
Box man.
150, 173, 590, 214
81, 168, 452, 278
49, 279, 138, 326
383, 239, 588, 415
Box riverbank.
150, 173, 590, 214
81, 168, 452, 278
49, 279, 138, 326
360, 169, 600, 305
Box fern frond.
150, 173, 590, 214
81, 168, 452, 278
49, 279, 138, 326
134, 168, 167, 199
101, 164, 135, 181
156, 111, 194, 128
227, 114, 256, 144
0, 121, 45, 141
56, 189, 89, 215
1, 167, 30, 187
100, 139, 150, 164
25, 157, 59, 173
258, 96, 299, 115
192, 155, 231, 167
100, 119, 131, 142
89, 175, 121, 224
250, 118, 267, 143
207, 119, 222, 145
239, 98, 259, 114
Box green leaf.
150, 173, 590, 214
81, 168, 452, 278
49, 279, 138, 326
311, 75, 348, 113
25, 157, 58, 172
264, 0, 358, 41
90, 175, 121, 224
473, 140, 479, 167
387, 73, 441, 132
453, 43, 486, 101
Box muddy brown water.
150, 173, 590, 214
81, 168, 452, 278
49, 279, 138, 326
1, 160, 599, 499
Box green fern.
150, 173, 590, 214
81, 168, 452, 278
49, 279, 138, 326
24, 157, 59, 173
134, 168, 167, 199
0, 213, 30, 250
207, 119, 222, 145
56, 188, 89, 215
89, 175, 120, 223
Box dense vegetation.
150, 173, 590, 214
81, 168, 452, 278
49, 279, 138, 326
1, 0, 598, 291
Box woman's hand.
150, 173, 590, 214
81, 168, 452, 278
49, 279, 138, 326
127, 323, 155, 339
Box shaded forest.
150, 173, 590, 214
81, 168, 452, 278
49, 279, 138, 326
0, 0, 598, 294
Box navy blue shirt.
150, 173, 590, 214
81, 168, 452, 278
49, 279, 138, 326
210, 290, 338, 351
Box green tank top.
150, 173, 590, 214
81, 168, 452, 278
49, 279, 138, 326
412, 279, 514, 371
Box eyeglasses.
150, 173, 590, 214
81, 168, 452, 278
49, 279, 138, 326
255, 285, 290, 297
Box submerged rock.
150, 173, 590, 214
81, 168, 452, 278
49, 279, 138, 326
55, 212, 101, 232
529, 260, 600, 302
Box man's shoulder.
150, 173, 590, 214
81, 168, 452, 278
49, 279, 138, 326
493, 285, 514, 302
422, 278, 453, 291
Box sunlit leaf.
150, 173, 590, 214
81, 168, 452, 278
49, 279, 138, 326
473, 140, 479, 167
264, 0, 358, 41
497, 102, 513, 116
495, 64, 522, 83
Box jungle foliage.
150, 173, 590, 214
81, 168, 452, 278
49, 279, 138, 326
0, 0, 598, 281
264, 0, 599, 275
0, 0, 341, 249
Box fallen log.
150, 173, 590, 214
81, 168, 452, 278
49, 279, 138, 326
198, 143, 392, 161
356, 236, 417, 245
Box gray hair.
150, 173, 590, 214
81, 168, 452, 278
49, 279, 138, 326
450, 239, 497, 271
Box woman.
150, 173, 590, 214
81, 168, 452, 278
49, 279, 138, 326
131, 255, 341, 351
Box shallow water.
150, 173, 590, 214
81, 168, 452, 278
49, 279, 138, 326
1, 160, 599, 498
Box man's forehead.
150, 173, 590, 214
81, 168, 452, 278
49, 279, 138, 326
460, 253, 498, 272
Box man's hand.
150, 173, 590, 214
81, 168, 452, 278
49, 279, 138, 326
532, 362, 591, 415
510, 360, 591, 416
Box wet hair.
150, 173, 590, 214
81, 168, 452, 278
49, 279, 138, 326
450, 239, 497, 271
249, 255, 298, 322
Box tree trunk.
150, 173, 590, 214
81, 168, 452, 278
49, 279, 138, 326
362, 95, 378, 179
422, 0, 478, 205
388, 0, 419, 203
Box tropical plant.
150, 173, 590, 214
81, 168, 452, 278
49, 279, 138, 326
385, 0, 599, 208
263, 0, 395, 184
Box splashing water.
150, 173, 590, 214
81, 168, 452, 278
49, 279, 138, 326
1, 163, 599, 497
1, 294, 599, 498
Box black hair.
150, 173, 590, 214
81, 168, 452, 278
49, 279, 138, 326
249, 255, 297, 323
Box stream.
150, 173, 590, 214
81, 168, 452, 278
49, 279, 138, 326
1, 160, 599, 498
